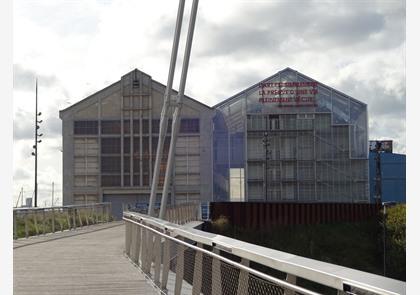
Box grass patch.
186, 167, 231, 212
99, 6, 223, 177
14, 209, 113, 239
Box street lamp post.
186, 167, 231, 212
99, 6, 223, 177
262, 132, 271, 201
374, 141, 382, 205
31, 79, 43, 207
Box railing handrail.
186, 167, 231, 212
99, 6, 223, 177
123, 211, 406, 295
13, 202, 112, 212
123, 215, 321, 295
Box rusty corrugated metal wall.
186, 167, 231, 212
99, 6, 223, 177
210, 202, 381, 229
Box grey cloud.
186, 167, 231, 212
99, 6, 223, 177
13, 109, 34, 141
14, 107, 62, 142
336, 77, 405, 120
369, 117, 405, 152
309, 11, 385, 46
194, 1, 402, 58
13, 64, 58, 91
43, 116, 62, 138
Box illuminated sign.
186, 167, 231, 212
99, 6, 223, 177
258, 81, 318, 107
369, 140, 393, 153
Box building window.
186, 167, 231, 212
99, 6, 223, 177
133, 155, 140, 173
180, 118, 200, 133
124, 156, 130, 173
101, 156, 121, 173
133, 137, 140, 154
74, 121, 98, 135
123, 120, 130, 134
229, 168, 244, 201
133, 120, 140, 134
152, 119, 160, 133
124, 137, 131, 154
142, 119, 149, 134
101, 120, 120, 134
101, 138, 120, 154
101, 175, 120, 187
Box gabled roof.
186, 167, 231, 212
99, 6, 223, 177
59, 68, 212, 117
212, 67, 367, 109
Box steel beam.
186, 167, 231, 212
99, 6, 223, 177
148, 0, 186, 216
159, 0, 199, 220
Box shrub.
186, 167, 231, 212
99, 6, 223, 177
385, 204, 406, 280
211, 215, 231, 233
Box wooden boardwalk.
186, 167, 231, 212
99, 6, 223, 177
14, 221, 158, 295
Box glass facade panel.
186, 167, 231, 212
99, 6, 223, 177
101, 138, 120, 154
101, 156, 120, 173
101, 120, 121, 134
102, 175, 120, 187
180, 118, 200, 133
214, 68, 369, 203
74, 121, 98, 135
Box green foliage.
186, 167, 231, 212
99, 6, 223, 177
14, 210, 113, 239
211, 215, 231, 233
210, 214, 406, 282
384, 204, 406, 280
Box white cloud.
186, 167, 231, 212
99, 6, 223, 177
13, 0, 406, 206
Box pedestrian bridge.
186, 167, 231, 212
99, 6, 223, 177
14, 203, 406, 295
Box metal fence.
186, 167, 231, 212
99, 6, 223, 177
13, 202, 112, 239
123, 211, 405, 295
211, 202, 381, 229
164, 202, 201, 224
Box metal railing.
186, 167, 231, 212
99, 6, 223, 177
123, 211, 406, 295
125, 202, 201, 225
164, 202, 201, 224
13, 202, 112, 239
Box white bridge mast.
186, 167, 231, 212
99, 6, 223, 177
148, 0, 199, 218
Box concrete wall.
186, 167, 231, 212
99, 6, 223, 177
60, 69, 214, 208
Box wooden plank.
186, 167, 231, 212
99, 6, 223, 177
13, 222, 158, 295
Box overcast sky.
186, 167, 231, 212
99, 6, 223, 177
13, 0, 406, 207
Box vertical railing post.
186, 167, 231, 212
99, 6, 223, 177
33, 209, 39, 235
144, 228, 154, 275
85, 208, 89, 226
192, 242, 203, 295
133, 224, 142, 265
51, 208, 55, 233
13, 210, 17, 240
174, 237, 185, 295
95, 204, 98, 224
66, 208, 71, 230
42, 209, 46, 235
212, 248, 222, 295
161, 230, 171, 293
78, 208, 83, 228
125, 220, 132, 256
285, 274, 297, 295
24, 211, 28, 238
73, 207, 77, 229
237, 258, 250, 294
106, 203, 110, 222
130, 221, 138, 262
154, 231, 162, 287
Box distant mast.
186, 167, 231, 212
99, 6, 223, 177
32, 79, 43, 207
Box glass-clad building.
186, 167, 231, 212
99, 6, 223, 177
61, 67, 369, 219
213, 67, 369, 202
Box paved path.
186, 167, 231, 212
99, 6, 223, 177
14, 221, 158, 295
